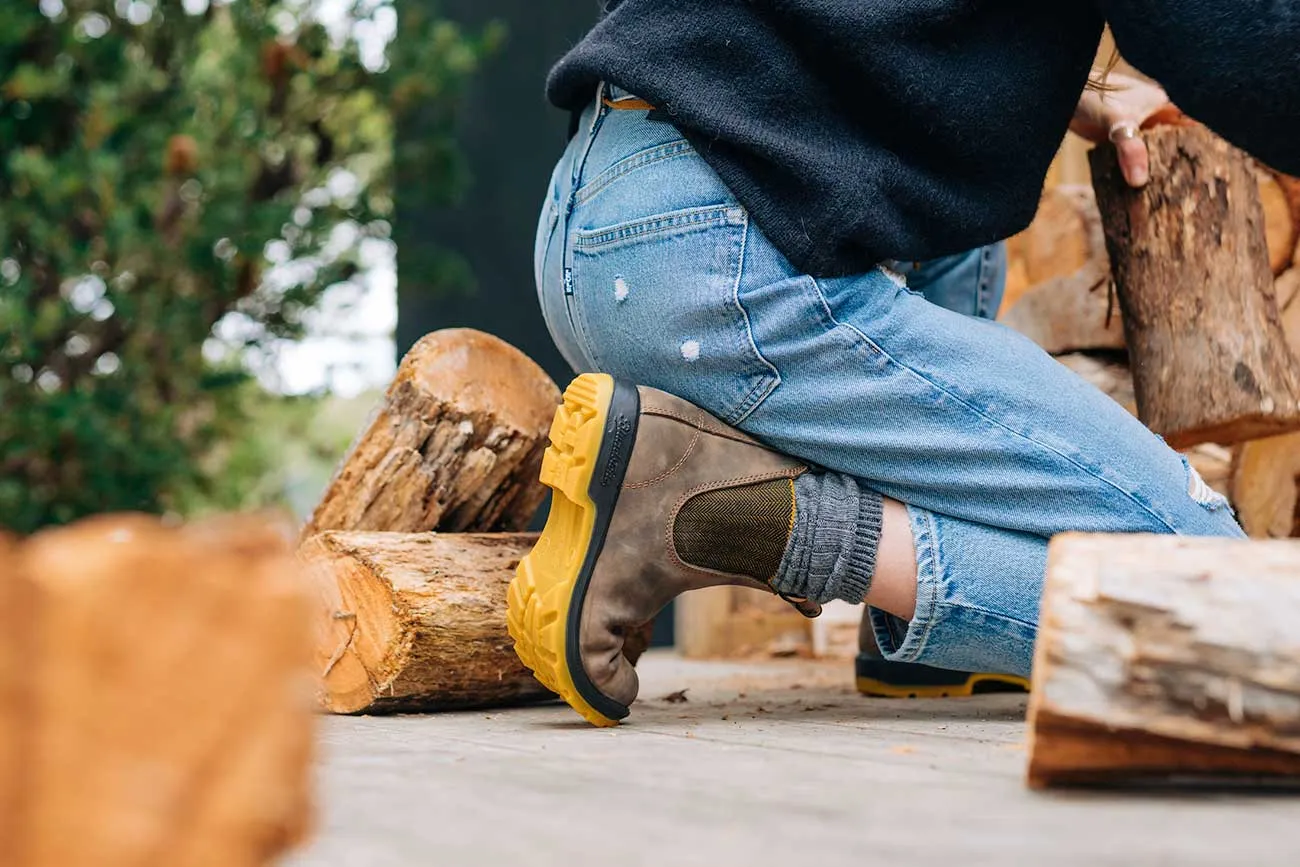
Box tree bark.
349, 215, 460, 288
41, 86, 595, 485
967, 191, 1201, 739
301, 328, 561, 540
1091, 126, 1300, 449
1001, 186, 1125, 354
2, 515, 313, 867
1027, 533, 1300, 788
302, 531, 559, 714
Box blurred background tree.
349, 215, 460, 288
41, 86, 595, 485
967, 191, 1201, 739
0, 0, 498, 533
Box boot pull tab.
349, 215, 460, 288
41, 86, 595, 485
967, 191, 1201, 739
780, 592, 822, 619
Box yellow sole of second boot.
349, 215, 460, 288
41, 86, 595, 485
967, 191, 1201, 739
855, 674, 1031, 699
506, 373, 621, 728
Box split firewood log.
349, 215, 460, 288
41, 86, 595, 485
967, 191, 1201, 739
1230, 434, 1300, 539
1257, 168, 1300, 276
302, 328, 560, 539
299, 329, 655, 686
1091, 125, 1300, 448
1003, 185, 1098, 310
301, 531, 555, 714
1028, 533, 1300, 788
1001, 186, 1125, 354
2, 515, 313, 867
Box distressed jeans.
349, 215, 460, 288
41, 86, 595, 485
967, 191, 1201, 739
534, 89, 1244, 677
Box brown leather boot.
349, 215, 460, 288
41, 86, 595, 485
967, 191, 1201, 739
507, 373, 816, 726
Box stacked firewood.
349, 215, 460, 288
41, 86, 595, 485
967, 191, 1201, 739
1016, 123, 1300, 788
297, 328, 655, 714
1003, 132, 1300, 541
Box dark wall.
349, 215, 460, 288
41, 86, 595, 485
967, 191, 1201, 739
394, 2, 676, 646
394, 0, 595, 387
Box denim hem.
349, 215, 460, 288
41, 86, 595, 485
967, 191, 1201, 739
869, 504, 944, 664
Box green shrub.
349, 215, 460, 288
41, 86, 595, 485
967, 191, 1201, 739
0, 0, 496, 532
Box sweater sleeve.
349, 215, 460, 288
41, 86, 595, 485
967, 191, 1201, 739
1097, 0, 1300, 174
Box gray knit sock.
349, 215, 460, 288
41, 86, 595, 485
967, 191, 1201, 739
772, 471, 885, 605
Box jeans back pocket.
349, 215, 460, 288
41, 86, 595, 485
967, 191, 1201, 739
569, 203, 780, 426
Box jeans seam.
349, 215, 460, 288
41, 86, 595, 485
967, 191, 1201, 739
806, 276, 1183, 535
804, 277, 885, 362
730, 213, 782, 425
573, 140, 694, 207
892, 506, 943, 662
559, 84, 612, 360
573, 203, 741, 250
940, 603, 1037, 633
976, 246, 993, 319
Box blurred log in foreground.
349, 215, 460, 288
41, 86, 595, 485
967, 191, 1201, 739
1028, 534, 1300, 789
1, 515, 314, 867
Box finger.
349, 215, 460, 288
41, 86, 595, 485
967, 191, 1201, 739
1116, 136, 1150, 187
1109, 121, 1150, 187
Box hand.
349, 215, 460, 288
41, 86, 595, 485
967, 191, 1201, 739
1070, 71, 1172, 188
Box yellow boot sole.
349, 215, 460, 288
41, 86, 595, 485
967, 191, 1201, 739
855, 654, 1030, 698
854, 674, 1031, 699
507, 373, 638, 727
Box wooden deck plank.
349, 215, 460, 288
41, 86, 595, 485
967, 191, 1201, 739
290, 653, 1300, 867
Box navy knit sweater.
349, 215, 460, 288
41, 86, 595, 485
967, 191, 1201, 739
549, 1, 1300, 277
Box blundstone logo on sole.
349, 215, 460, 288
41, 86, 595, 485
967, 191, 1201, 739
600, 414, 633, 488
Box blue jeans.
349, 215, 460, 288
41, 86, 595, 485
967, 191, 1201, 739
535, 89, 1243, 677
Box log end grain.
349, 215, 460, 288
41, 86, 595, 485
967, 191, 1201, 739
1231, 432, 1300, 538
1258, 168, 1300, 276
1027, 710, 1300, 789
401, 328, 561, 440
1164, 413, 1300, 452
303, 329, 562, 540
302, 533, 406, 714
302, 531, 556, 714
